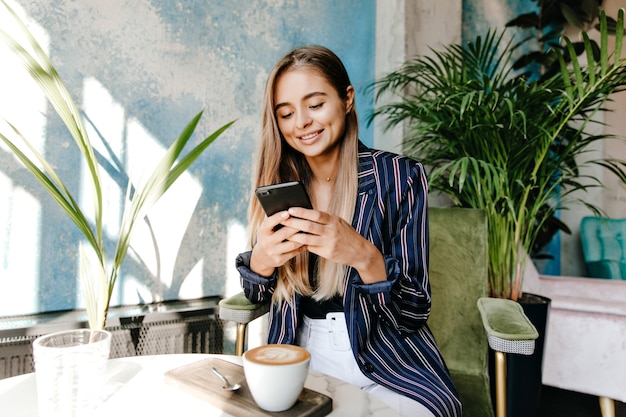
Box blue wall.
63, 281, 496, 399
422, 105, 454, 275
462, 0, 537, 43
0, 0, 375, 315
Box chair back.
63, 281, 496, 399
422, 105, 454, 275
428, 207, 493, 417
580, 216, 626, 279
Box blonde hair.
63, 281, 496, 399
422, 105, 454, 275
248, 46, 359, 303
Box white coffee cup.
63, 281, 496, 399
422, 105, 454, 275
242, 344, 311, 412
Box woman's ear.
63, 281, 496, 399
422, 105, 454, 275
345, 85, 355, 114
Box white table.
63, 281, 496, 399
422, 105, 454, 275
0, 354, 399, 417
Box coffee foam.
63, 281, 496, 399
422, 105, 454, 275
245, 344, 310, 365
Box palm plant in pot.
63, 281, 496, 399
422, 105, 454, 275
370, 9, 626, 303
369, 9, 626, 416
1, 2, 234, 413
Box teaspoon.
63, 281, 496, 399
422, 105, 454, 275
211, 366, 241, 391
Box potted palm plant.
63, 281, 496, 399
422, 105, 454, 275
370, 9, 626, 302
0, 2, 234, 413
369, 9, 626, 416
0, 0, 233, 330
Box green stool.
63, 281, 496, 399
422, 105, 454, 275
218, 292, 269, 356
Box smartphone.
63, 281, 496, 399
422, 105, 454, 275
255, 181, 313, 217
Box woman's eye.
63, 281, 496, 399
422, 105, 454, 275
278, 111, 293, 119
310, 102, 324, 110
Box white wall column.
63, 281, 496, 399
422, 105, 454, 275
373, 0, 462, 153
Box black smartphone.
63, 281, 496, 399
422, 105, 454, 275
255, 181, 313, 217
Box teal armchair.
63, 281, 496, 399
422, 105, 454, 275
580, 216, 626, 279
219, 207, 538, 417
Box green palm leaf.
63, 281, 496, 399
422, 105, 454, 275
371, 9, 626, 300
1, 0, 234, 328
0, 2, 104, 246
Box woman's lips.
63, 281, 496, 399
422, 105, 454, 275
299, 130, 323, 143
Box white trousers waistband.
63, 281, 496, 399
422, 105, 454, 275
297, 313, 371, 387
298, 312, 351, 351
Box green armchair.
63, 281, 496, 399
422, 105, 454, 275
428, 207, 538, 417
219, 207, 537, 417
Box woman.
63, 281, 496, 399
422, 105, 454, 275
236, 45, 461, 417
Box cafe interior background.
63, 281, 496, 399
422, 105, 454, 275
1, 0, 625, 321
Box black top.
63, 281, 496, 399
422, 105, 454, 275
300, 254, 343, 319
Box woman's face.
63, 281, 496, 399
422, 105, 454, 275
273, 68, 353, 161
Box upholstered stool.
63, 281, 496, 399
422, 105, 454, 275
218, 292, 269, 356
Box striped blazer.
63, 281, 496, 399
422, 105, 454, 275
236, 143, 462, 417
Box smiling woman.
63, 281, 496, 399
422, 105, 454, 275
274, 69, 354, 183
236, 45, 462, 417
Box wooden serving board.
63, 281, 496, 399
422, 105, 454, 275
164, 357, 333, 417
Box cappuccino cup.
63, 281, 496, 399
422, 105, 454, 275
242, 344, 311, 412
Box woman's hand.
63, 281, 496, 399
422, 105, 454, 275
283, 207, 387, 283
249, 210, 306, 277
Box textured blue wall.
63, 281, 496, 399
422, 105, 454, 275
462, 0, 537, 42
0, 0, 375, 315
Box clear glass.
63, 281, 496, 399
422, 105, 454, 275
33, 329, 111, 417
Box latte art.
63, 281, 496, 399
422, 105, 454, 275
245, 344, 310, 365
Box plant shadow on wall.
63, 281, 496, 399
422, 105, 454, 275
369, 9, 626, 301
506, 0, 618, 82
0, 0, 234, 329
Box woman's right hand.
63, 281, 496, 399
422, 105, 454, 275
249, 210, 306, 277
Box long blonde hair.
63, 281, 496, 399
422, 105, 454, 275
248, 46, 359, 303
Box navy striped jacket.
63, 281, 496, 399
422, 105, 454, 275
236, 143, 462, 417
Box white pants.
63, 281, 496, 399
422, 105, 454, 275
296, 313, 436, 417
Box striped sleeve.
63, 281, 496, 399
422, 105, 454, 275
353, 153, 431, 333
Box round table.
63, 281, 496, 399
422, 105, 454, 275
0, 354, 399, 416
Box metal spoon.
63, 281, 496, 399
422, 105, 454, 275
211, 366, 241, 391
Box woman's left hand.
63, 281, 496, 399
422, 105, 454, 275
283, 207, 387, 283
